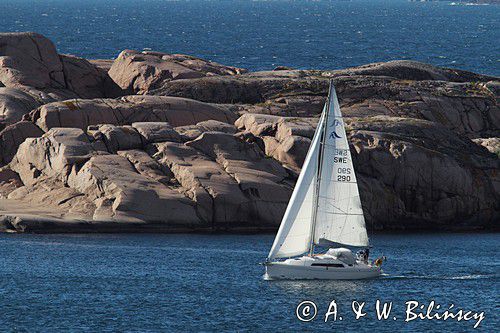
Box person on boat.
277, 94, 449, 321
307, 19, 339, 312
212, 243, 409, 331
374, 256, 386, 267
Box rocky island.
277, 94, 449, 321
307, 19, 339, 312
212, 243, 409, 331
0, 32, 498, 233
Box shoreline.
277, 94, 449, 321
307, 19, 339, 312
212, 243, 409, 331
1, 219, 498, 235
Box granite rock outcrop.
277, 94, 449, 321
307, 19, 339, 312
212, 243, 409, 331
0, 32, 498, 232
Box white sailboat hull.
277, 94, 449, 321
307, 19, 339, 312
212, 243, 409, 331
264, 256, 381, 280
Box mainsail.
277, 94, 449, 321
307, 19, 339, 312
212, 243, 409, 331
267, 82, 368, 261
313, 86, 369, 247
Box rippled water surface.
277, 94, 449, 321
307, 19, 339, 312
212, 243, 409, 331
0, 0, 498, 75
0, 233, 498, 331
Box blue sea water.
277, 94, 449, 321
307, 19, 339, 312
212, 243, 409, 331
0, 0, 498, 76
0, 233, 498, 332
0, 1, 499, 332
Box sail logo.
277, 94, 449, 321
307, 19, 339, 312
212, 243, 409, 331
329, 119, 342, 139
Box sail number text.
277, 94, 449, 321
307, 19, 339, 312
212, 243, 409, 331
337, 167, 351, 182
333, 149, 352, 182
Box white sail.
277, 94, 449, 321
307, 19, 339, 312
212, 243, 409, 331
267, 110, 325, 260
313, 86, 369, 247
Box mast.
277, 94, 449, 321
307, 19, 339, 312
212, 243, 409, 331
308, 81, 333, 256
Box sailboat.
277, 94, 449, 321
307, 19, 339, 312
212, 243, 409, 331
264, 81, 382, 280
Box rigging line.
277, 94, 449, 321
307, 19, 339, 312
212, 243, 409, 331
317, 191, 361, 214
319, 200, 351, 215
338, 205, 350, 241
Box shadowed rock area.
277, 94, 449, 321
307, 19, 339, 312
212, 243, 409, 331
0, 32, 498, 232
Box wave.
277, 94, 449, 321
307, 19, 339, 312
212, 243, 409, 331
449, 2, 490, 5
382, 273, 498, 280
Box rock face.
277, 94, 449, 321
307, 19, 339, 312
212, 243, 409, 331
473, 138, 500, 156
0, 32, 63, 89
349, 117, 498, 229
236, 114, 318, 172
67, 154, 201, 225
154, 68, 499, 139
0, 168, 22, 198
0, 87, 41, 126
3, 122, 293, 231
0, 32, 124, 129
236, 113, 499, 229
0, 95, 237, 167
25, 95, 237, 132
337, 60, 498, 83
0, 121, 44, 165
150, 132, 292, 227
11, 128, 105, 186
0, 32, 498, 232
109, 50, 247, 94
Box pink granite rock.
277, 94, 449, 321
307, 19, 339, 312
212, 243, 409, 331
0, 121, 44, 165
0, 36, 498, 231
109, 50, 247, 94
27, 95, 237, 132
0, 33, 124, 128
0, 87, 41, 125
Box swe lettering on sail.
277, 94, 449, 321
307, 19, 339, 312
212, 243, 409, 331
333, 149, 348, 165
